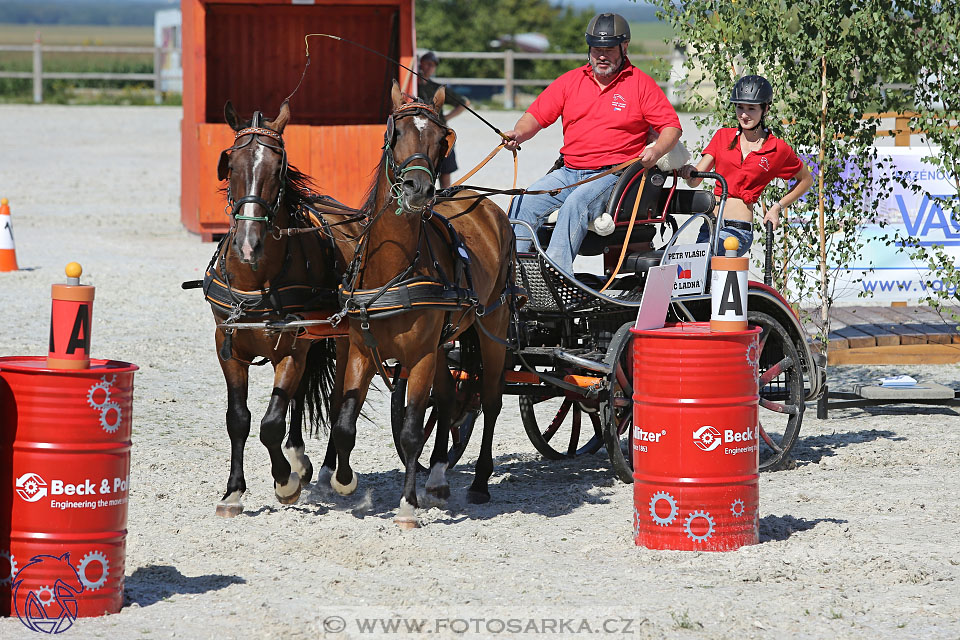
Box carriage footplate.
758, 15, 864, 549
515, 253, 598, 313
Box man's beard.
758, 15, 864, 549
590, 56, 621, 79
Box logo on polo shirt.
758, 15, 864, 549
758, 157, 770, 172
611, 93, 626, 112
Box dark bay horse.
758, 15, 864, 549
328, 82, 515, 527
206, 100, 341, 516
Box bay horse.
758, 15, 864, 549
328, 82, 515, 527
205, 100, 341, 517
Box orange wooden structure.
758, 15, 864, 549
180, 0, 417, 240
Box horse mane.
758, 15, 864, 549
359, 141, 389, 217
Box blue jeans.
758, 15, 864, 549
697, 220, 754, 257
509, 166, 619, 273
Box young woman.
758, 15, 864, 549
680, 75, 813, 256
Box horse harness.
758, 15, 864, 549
202, 114, 344, 363
218, 112, 288, 226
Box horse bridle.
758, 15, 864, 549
382, 101, 457, 214
220, 112, 289, 227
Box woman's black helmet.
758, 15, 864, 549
730, 75, 773, 105
585, 13, 630, 47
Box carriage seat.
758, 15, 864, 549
535, 165, 715, 257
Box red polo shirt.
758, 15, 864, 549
703, 128, 804, 205
527, 62, 681, 170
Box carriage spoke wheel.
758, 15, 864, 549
519, 390, 603, 460
749, 311, 804, 471
601, 321, 636, 483
391, 376, 478, 473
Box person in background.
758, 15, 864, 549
502, 13, 681, 274
418, 51, 470, 189
680, 75, 813, 256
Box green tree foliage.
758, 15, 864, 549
415, 0, 594, 81
650, 0, 943, 349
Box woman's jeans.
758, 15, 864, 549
510, 166, 618, 274
696, 220, 754, 257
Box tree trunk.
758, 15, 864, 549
818, 55, 829, 354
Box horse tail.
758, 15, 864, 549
457, 324, 482, 399
302, 338, 337, 437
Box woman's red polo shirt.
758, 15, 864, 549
703, 127, 804, 205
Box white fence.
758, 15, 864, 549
0, 43, 683, 107
0, 41, 180, 104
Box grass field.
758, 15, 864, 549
0, 24, 152, 46
629, 20, 675, 54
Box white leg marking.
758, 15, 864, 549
330, 471, 359, 496
425, 462, 448, 491
275, 472, 301, 499
284, 445, 307, 476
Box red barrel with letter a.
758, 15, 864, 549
0, 357, 137, 618
630, 322, 760, 551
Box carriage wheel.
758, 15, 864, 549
390, 374, 478, 473
749, 311, 804, 471
601, 321, 635, 483
519, 391, 604, 460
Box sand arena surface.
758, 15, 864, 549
0, 105, 959, 639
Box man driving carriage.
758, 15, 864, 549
504, 12, 682, 274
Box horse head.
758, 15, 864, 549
385, 81, 457, 215
219, 100, 291, 267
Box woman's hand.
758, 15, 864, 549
763, 202, 782, 230
679, 164, 696, 180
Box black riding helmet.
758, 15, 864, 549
585, 13, 630, 48
730, 75, 773, 105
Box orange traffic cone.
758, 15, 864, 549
0, 198, 19, 271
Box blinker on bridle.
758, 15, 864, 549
222, 110, 289, 226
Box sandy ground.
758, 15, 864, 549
0, 105, 959, 640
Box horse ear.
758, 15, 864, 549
266, 100, 290, 134
224, 100, 242, 131
391, 80, 404, 111
433, 87, 445, 114
217, 151, 230, 181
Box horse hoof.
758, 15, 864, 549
317, 465, 334, 486
215, 502, 243, 518
426, 484, 451, 501
395, 496, 419, 529
394, 516, 420, 530
331, 472, 359, 496
275, 472, 302, 504
425, 463, 450, 501
299, 459, 314, 487
467, 490, 490, 504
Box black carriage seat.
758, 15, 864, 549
534, 165, 715, 261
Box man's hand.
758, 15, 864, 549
638, 144, 660, 168
502, 130, 522, 151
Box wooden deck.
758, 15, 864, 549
803, 305, 960, 365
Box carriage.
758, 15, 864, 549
389, 160, 826, 481
194, 87, 825, 522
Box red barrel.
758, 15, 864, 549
0, 357, 137, 620
631, 322, 760, 551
